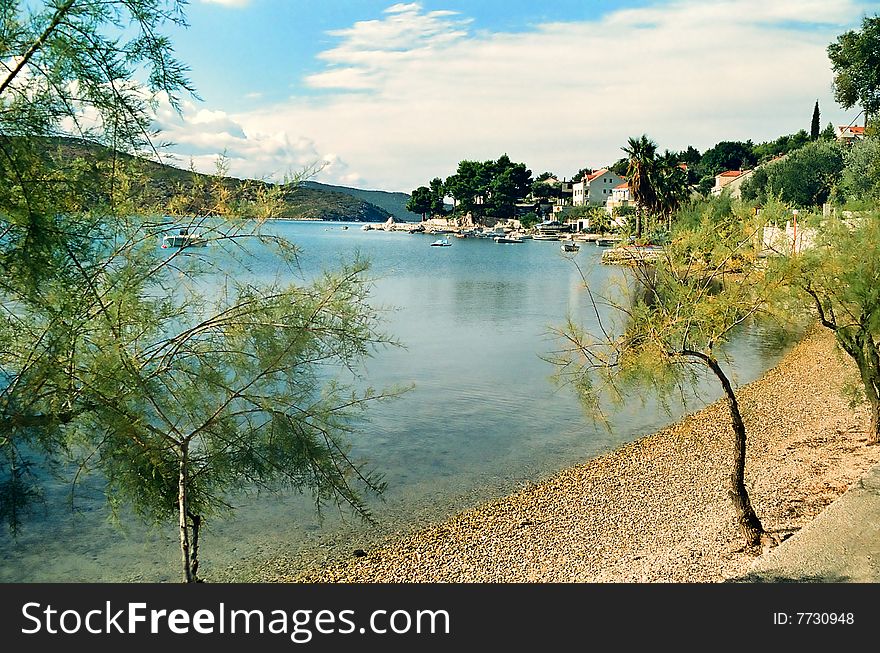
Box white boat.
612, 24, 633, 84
561, 241, 580, 252
532, 234, 560, 241
430, 238, 452, 247
494, 236, 523, 244
161, 230, 207, 249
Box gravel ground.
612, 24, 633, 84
255, 327, 880, 583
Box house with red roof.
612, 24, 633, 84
711, 170, 746, 195
835, 125, 867, 145
571, 168, 625, 207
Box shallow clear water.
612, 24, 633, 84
0, 222, 787, 582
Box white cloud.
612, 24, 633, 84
158, 0, 872, 191
151, 95, 351, 182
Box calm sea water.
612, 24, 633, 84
0, 221, 786, 581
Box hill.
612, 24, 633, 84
302, 180, 420, 221
34, 138, 394, 222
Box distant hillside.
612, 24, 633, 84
32, 137, 393, 222
302, 180, 420, 221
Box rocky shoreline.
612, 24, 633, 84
255, 327, 880, 582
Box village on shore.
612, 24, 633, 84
361, 125, 868, 264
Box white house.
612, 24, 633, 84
711, 170, 745, 196
572, 169, 626, 206
605, 182, 632, 215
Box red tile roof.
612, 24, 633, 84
586, 168, 609, 181
614, 182, 629, 189
718, 170, 742, 177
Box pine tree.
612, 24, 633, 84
811, 101, 821, 140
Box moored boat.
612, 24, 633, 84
161, 230, 207, 249
430, 238, 452, 247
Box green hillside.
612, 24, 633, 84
302, 180, 420, 221
35, 138, 393, 222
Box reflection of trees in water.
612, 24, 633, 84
452, 280, 528, 324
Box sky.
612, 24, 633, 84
149, 0, 880, 192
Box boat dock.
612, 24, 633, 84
600, 245, 665, 265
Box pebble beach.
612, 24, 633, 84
255, 327, 880, 583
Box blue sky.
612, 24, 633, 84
170, 1, 657, 109
152, 0, 879, 191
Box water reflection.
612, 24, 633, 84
0, 222, 790, 582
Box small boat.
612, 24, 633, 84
361, 224, 372, 231
561, 242, 580, 252
341, 225, 349, 230
161, 229, 207, 249
430, 238, 452, 247
494, 236, 523, 244
532, 234, 560, 241
596, 237, 620, 247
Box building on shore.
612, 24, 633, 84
572, 169, 626, 207
605, 182, 633, 215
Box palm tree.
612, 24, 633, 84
622, 135, 658, 238
654, 150, 690, 232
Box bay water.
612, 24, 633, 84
0, 221, 786, 581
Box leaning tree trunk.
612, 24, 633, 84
684, 350, 765, 548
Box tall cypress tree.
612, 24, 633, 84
811, 101, 821, 140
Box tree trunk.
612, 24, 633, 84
177, 447, 196, 583
684, 350, 765, 547
859, 332, 880, 445
189, 512, 202, 582
868, 392, 880, 445
838, 327, 880, 445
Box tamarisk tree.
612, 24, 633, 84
1, 0, 400, 582
550, 207, 790, 548
776, 212, 880, 445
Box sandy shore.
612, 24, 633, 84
255, 327, 880, 582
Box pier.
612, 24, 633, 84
600, 245, 666, 265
